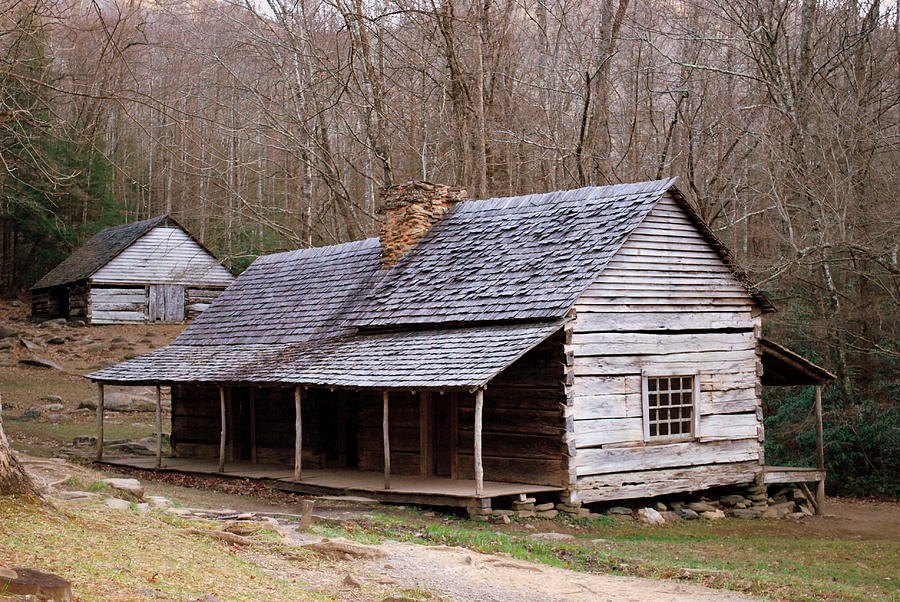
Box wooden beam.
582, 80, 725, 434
383, 391, 391, 490
155, 385, 162, 469
96, 383, 105, 461
294, 386, 303, 481
249, 388, 257, 464
449, 392, 458, 480
474, 388, 484, 496
419, 391, 431, 479
814, 384, 825, 515
218, 386, 226, 472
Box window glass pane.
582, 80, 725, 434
646, 375, 695, 440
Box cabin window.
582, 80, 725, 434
641, 373, 700, 442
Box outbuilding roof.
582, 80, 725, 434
30, 215, 225, 290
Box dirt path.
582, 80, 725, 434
359, 542, 757, 602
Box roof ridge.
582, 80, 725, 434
254, 237, 379, 264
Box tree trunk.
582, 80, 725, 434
0, 400, 37, 497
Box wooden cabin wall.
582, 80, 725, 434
92, 226, 233, 287
90, 285, 149, 323
68, 281, 90, 320
355, 333, 568, 487
569, 192, 764, 502
171, 383, 221, 458
186, 287, 225, 319
30, 285, 68, 318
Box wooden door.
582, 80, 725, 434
149, 284, 186, 322
432, 394, 458, 477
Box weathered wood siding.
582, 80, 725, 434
89, 285, 149, 324
92, 226, 233, 287
570, 192, 764, 502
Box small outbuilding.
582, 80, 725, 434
31, 215, 234, 324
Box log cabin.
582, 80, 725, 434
88, 179, 833, 511
31, 215, 234, 324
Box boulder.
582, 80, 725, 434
79, 392, 156, 412
732, 507, 763, 519
637, 507, 665, 525
678, 508, 700, 520
606, 506, 632, 515
660, 511, 682, 523
101, 478, 144, 500
534, 502, 555, 512
103, 498, 133, 510
720, 494, 749, 507
701, 509, 726, 520
18, 356, 65, 371
688, 502, 716, 513
0, 567, 72, 601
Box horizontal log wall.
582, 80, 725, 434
186, 287, 225, 319
92, 226, 234, 287
570, 192, 764, 501
68, 281, 90, 320
90, 285, 149, 324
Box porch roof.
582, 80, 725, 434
760, 338, 837, 386
86, 321, 564, 389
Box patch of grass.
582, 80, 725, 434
0, 498, 329, 601
331, 512, 900, 602
4, 419, 157, 446
64, 476, 86, 489
87, 481, 110, 493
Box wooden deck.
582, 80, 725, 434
763, 466, 826, 484
99, 457, 562, 507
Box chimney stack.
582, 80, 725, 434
378, 181, 467, 268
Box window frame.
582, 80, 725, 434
641, 369, 701, 443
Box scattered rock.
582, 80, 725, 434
660, 511, 681, 522
606, 506, 632, 515
0, 567, 17, 579
720, 494, 750, 507
18, 356, 65, 371
492, 509, 515, 517
732, 507, 763, 520
46, 336, 66, 345
494, 514, 511, 524
761, 501, 796, 519
785, 512, 807, 520
39, 403, 64, 412
688, 502, 716, 513
104, 498, 133, 511
637, 507, 665, 525
101, 478, 145, 500
536, 509, 558, 519
678, 508, 700, 520
147, 495, 173, 509
342, 574, 363, 589
0, 325, 18, 338
654, 501, 667, 512
701, 509, 726, 520
44, 413, 66, 422
41, 394, 64, 403
0, 567, 72, 601
23, 408, 41, 419
527, 532, 574, 542
55, 491, 97, 501
534, 502, 555, 512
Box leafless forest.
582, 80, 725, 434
1, 0, 897, 493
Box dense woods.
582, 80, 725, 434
0, 0, 897, 496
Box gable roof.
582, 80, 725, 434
345, 179, 679, 327
32, 215, 193, 290
88, 177, 773, 388
176, 238, 381, 346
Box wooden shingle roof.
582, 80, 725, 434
88, 322, 563, 389
33, 215, 171, 290
346, 179, 678, 327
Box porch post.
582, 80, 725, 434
419, 391, 431, 479
95, 383, 105, 461
218, 385, 226, 472
249, 388, 257, 464
294, 386, 302, 481
814, 384, 825, 515
383, 391, 391, 490
155, 385, 162, 469
474, 388, 484, 496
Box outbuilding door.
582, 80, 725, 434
148, 284, 185, 321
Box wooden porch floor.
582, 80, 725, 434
764, 466, 826, 484
99, 457, 562, 507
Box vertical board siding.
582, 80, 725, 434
569, 192, 764, 499
92, 226, 234, 287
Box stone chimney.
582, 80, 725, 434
378, 181, 467, 268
